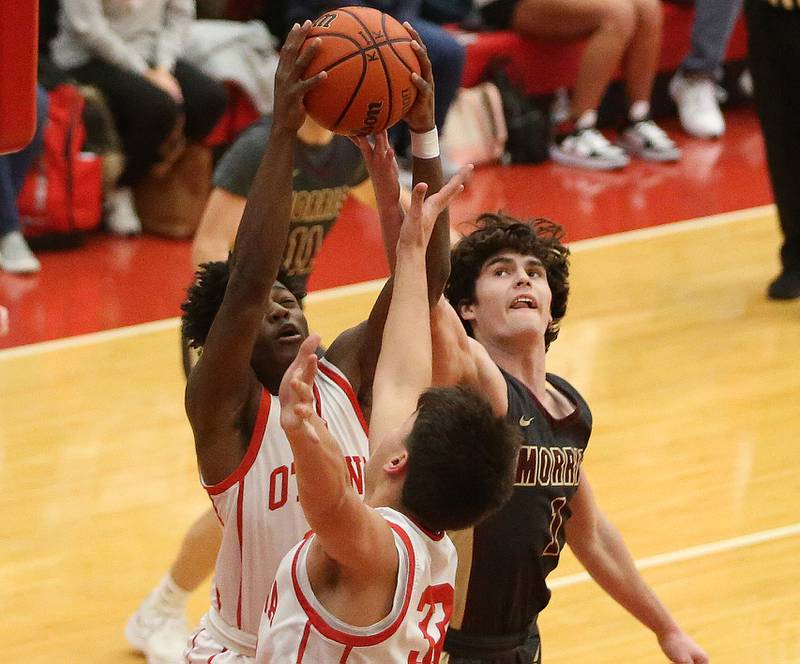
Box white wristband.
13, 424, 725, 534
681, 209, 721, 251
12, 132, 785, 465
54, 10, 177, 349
411, 127, 439, 159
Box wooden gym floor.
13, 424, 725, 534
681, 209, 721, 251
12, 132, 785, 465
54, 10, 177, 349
1, 204, 798, 663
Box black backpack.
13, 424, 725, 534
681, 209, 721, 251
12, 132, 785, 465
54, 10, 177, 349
486, 60, 550, 165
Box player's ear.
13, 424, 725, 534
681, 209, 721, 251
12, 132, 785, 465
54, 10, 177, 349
459, 299, 476, 322
383, 450, 408, 476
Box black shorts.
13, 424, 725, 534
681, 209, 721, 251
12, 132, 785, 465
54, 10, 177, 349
480, 0, 519, 30
445, 626, 541, 664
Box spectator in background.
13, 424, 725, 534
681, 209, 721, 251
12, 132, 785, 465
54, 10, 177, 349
669, 0, 743, 139
51, 0, 229, 236
745, 0, 800, 300
479, 0, 680, 170
0, 85, 47, 275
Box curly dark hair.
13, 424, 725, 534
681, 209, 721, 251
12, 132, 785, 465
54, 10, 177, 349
445, 212, 570, 350
181, 258, 303, 349
402, 385, 522, 532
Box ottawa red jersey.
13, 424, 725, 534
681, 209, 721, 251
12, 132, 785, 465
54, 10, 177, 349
256, 508, 457, 664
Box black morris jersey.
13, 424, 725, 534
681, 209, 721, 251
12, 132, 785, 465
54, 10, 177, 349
444, 370, 592, 658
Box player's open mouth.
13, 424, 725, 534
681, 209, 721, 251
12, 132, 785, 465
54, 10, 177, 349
509, 295, 537, 310
277, 324, 302, 343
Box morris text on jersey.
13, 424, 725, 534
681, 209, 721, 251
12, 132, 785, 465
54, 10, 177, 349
515, 446, 583, 487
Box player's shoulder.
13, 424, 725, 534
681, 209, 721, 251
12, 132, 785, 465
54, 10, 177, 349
546, 373, 592, 423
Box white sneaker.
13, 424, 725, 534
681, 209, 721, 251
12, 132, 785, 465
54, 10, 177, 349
549, 128, 630, 170
669, 71, 726, 139
106, 187, 142, 236
125, 595, 189, 664
0, 231, 41, 274
618, 120, 681, 162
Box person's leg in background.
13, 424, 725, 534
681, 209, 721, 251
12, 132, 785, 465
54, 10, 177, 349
172, 59, 229, 144
70, 59, 182, 236
615, 0, 681, 163
0, 85, 48, 274
670, 0, 743, 138
126, 507, 222, 663
745, 0, 800, 299
511, 0, 634, 169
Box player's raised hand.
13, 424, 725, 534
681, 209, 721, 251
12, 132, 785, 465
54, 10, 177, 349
402, 22, 435, 134
273, 21, 328, 132
398, 165, 472, 250
279, 334, 322, 445
658, 629, 709, 664
351, 131, 400, 211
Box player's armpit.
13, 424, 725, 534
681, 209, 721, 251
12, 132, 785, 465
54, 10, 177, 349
310, 492, 399, 580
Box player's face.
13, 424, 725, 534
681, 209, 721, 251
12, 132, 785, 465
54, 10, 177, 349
251, 284, 310, 377
460, 251, 552, 347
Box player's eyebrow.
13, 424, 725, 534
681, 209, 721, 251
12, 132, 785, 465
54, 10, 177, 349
484, 255, 544, 270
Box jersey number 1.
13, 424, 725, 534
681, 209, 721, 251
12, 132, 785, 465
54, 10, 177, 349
543, 496, 568, 557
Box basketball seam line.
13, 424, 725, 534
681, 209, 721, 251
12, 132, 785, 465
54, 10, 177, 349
312, 36, 413, 76
338, 7, 394, 131
383, 33, 417, 80
332, 48, 369, 131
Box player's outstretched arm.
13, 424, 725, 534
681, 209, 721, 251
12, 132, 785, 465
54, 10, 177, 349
404, 22, 451, 302
279, 335, 397, 575
186, 22, 326, 483
564, 474, 709, 664
369, 178, 465, 443
350, 131, 404, 269
323, 29, 472, 419
430, 298, 508, 416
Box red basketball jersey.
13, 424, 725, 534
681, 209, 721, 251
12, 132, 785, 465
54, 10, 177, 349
197, 358, 370, 657
256, 508, 457, 664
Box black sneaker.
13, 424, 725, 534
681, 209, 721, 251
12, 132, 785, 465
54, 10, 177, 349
767, 270, 800, 300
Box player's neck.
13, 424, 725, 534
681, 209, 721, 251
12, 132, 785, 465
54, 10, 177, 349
297, 118, 335, 145
364, 478, 402, 512
484, 335, 548, 401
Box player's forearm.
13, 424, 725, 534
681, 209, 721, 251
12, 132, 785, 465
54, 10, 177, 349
227, 127, 295, 294
375, 246, 431, 399
290, 417, 353, 525
378, 201, 404, 271
573, 516, 681, 638
412, 154, 450, 305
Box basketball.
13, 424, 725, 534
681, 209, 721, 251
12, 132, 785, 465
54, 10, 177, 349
299, 7, 421, 135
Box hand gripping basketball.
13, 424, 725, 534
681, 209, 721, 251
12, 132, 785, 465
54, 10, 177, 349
298, 7, 422, 135
273, 21, 328, 133
401, 22, 435, 134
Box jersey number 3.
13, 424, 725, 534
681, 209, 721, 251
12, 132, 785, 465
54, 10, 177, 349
408, 583, 454, 664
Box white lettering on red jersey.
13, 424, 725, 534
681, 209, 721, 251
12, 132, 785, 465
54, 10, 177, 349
197, 358, 369, 656
256, 507, 457, 664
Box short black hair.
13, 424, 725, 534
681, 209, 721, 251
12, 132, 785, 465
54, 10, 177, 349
446, 213, 570, 350
402, 385, 521, 532
181, 258, 304, 349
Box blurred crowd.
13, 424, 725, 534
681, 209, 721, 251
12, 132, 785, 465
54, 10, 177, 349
2, 0, 796, 300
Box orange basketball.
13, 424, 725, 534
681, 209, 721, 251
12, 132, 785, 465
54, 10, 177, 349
299, 7, 421, 135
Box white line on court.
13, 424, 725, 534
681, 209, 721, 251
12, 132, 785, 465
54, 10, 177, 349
548, 522, 800, 590
568, 204, 775, 252
0, 204, 775, 362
